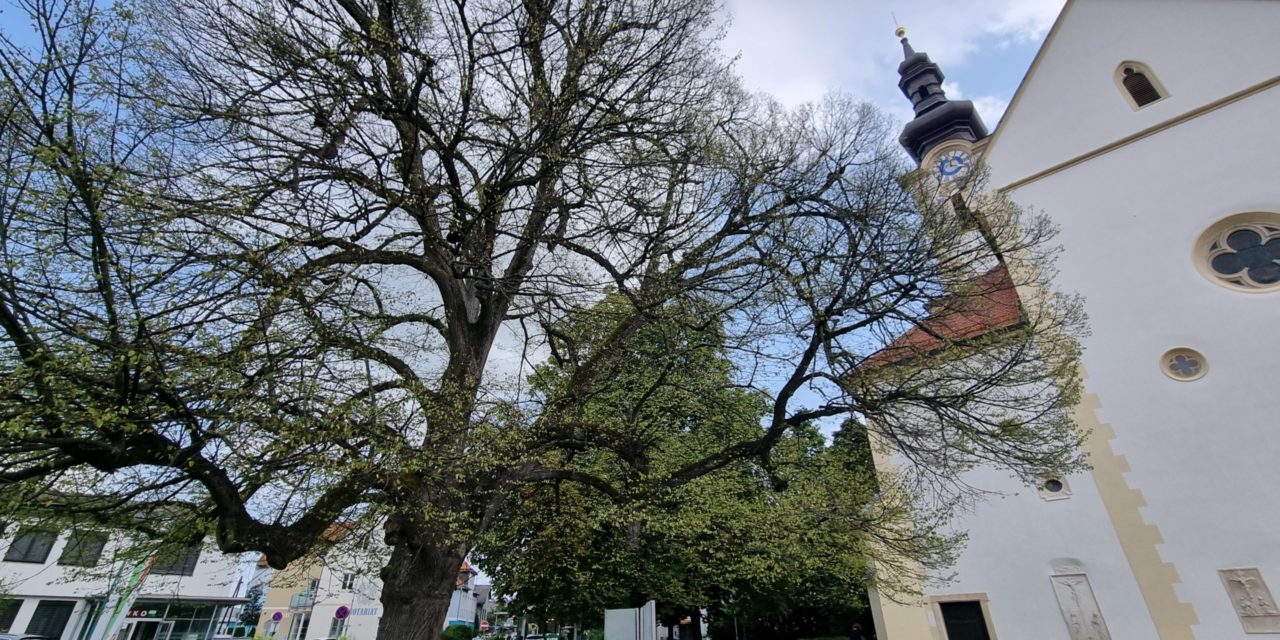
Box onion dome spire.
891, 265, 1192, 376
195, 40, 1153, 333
895, 27, 989, 162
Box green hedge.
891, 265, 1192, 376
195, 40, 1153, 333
444, 625, 478, 640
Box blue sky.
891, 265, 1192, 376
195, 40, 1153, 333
0, 0, 1063, 130
721, 0, 1067, 131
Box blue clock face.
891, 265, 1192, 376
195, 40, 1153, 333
935, 149, 971, 179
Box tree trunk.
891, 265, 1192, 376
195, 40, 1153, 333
376, 535, 467, 640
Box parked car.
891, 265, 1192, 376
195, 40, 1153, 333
0, 634, 53, 640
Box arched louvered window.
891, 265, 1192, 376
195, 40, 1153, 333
1122, 68, 1160, 105
1115, 62, 1167, 109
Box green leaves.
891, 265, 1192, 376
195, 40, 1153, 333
475, 299, 902, 628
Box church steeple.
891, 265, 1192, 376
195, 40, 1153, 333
895, 27, 989, 163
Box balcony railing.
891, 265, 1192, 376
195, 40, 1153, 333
290, 591, 316, 609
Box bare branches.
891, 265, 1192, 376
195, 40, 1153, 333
0, 2, 1084, 635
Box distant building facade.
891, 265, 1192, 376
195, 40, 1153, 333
0, 526, 245, 640
258, 548, 480, 640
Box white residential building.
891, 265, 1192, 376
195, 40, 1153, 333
0, 526, 246, 640
258, 548, 479, 640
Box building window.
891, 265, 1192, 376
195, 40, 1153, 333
341, 573, 356, 590
1038, 477, 1072, 501
1160, 348, 1208, 382
25, 600, 76, 638
58, 531, 108, 567
329, 616, 348, 637
937, 600, 993, 640
3, 528, 57, 564
152, 543, 202, 576
1114, 62, 1167, 109
308, 578, 320, 593
1212, 227, 1280, 284
0, 599, 21, 632
287, 612, 311, 640
1197, 213, 1280, 292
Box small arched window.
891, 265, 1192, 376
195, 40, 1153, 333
1114, 62, 1167, 109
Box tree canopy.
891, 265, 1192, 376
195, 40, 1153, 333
474, 296, 951, 630
0, 1, 1085, 638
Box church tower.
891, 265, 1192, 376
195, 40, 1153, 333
895, 28, 989, 180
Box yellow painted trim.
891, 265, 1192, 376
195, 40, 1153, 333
997, 74, 1280, 193
1073, 385, 1199, 639
865, 431, 940, 640
996, 220, 1200, 638
869, 586, 939, 640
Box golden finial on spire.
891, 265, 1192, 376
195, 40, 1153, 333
895, 26, 907, 40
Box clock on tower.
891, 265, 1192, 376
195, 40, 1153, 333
935, 148, 972, 180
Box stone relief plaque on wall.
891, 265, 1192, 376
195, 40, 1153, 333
1050, 573, 1111, 640
1220, 568, 1280, 633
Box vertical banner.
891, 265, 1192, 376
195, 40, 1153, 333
84, 551, 158, 640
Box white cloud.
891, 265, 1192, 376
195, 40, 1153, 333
984, 0, 1064, 43
721, 0, 1066, 112
940, 80, 1010, 128
973, 95, 1011, 128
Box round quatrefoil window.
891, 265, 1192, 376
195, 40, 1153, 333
1196, 213, 1280, 292
1160, 347, 1207, 381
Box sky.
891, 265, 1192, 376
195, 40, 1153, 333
0, 0, 1064, 138
720, 0, 1067, 131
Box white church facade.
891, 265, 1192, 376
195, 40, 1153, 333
869, 1, 1280, 639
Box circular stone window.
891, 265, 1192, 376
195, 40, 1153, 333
1160, 347, 1207, 381
1037, 477, 1071, 501
1195, 212, 1280, 292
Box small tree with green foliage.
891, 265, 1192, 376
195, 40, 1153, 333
443, 625, 477, 640
475, 298, 954, 623
239, 583, 266, 627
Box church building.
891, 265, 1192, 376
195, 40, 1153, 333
869, 1, 1280, 638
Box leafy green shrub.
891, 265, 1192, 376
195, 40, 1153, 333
444, 624, 477, 640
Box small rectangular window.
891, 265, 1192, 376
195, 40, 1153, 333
0, 599, 22, 632
3, 528, 57, 564
308, 578, 320, 593
938, 600, 992, 640
25, 600, 75, 638
58, 531, 109, 567
288, 612, 310, 640
328, 616, 347, 637
341, 573, 355, 590
151, 543, 202, 576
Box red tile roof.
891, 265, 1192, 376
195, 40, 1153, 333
456, 561, 476, 589
862, 263, 1023, 369
323, 521, 356, 541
